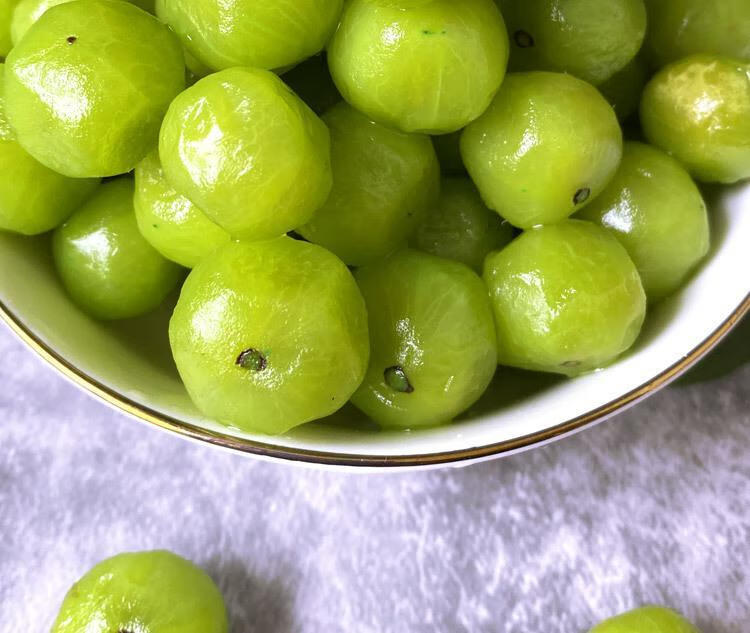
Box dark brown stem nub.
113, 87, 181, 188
384, 366, 414, 394
66, 36, 77, 44
513, 30, 534, 48
118, 629, 134, 633
236, 348, 267, 372
573, 188, 591, 205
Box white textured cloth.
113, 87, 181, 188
0, 321, 748, 633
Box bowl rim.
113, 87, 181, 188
1, 294, 748, 468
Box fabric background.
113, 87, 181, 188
1, 317, 748, 633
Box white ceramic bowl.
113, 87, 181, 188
1, 184, 748, 469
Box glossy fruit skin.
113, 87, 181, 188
590, 606, 700, 633
328, 0, 509, 134
134, 151, 229, 269
159, 68, 332, 241
51, 550, 228, 633
4, 0, 184, 178
155, 0, 343, 72
578, 142, 709, 302
484, 220, 646, 376
499, 0, 646, 86
0, 64, 99, 235
11, 0, 154, 44
412, 177, 514, 272
0, 0, 20, 55
351, 249, 497, 429
462, 72, 623, 229
644, 0, 750, 68
53, 178, 182, 320
170, 237, 369, 435
598, 55, 649, 121
298, 102, 439, 266
640, 55, 750, 183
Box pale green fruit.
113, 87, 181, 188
590, 606, 700, 633
169, 237, 370, 435
51, 550, 228, 633
155, 0, 343, 72
4, 0, 185, 177
484, 220, 646, 376
298, 101, 440, 266
328, 0, 509, 133
159, 67, 332, 240
0, 63, 99, 235
11, 0, 155, 45
462, 72, 622, 229
134, 150, 230, 268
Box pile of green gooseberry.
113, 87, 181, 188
50, 549, 703, 632
1, 0, 748, 435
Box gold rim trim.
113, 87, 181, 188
1, 294, 748, 468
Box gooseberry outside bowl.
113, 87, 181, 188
1, 184, 748, 470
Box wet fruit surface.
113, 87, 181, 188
169, 237, 369, 435
159, 67, 332, 240
352, 249, 497, 429
578, 141, 710, 302
299, 102, 440, 266
484, 220, 646, 376
461, 72, 622, 229
0, 64, 99, 235
4, 0, 184, 177
134, 150, 229, 269
53, 178, 182, 320
499, 0, 647, 85
329, 0, 509, 133
156, 0, 343, 72
641, 54, 750, 183
51, 550, 228, 633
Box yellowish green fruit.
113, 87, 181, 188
644, 0, 750, 68
4, 0, 184, 177
412, 177, 514, 273
0, 0, 20, 56
484, 220, 646, 376
499, 0, 647, 85
0, 63, 99, 235
299, 101, 440, 266
578, 142, 710, 302
590, 606, 700, 633
11, 0, 154, 45
170, 237, 370, 435
134, 150, 230, 268
53, 178, 182, 320
155, 0, 343, 72
51, 551, 228, 633
462, 72, 622, 229
329, 0, 509, 133
352, 249, 497, 429
641, 54, 750, 183
159, 67, 332, 240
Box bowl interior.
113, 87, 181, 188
1, 184, 748, 464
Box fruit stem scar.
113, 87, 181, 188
384, 366, 414, 393
574, 188, 591, 205
66, 36, 77, 44
513, 30, 534, 48
236, 348, 267, 372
